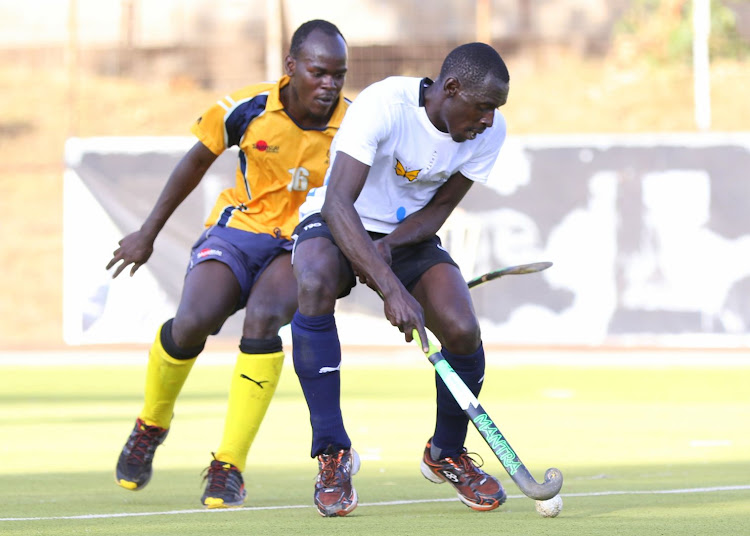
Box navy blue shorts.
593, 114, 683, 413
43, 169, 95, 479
292, 213, 457, 296
188, 226, 293, 313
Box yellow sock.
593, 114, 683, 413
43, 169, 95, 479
214, 351, 284, 471
139, 328, 197, 429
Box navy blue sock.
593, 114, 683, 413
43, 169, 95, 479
291, 310, 351, 457
431, 343, 485, 459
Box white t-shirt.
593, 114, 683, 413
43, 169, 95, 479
299, 76, 507, 234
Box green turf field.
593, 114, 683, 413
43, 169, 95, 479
1, 349, 749, 535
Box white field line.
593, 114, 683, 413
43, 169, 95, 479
2, 350, 750, 368
2, 485, 749, 522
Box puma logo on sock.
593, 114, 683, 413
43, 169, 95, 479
240, 374, 269, 388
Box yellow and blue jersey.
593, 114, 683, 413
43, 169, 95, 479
191, 75, 349, 239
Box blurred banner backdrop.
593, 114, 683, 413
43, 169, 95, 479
63, 133, 750, 348
0, 0, 633, 93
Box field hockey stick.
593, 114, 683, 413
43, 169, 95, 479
412, 329, 563, 500
466, 261, 553, 289
377, 261, 561, 498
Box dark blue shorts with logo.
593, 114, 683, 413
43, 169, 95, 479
188, 225, 293, 313
291, 213, 457, 297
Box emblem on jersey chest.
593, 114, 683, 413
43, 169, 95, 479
253, 140, 280, 153
394, 158, 421, 181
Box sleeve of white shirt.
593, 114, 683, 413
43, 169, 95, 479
459, 111, 507, 184
331, 82, 392, 166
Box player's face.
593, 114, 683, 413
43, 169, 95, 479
286, 31, 348, 121
444, 76, 508, 142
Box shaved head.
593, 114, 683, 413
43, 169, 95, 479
438, 42, 509, 89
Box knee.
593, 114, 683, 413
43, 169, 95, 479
295, 266, 338, 311
171, 311, 218, 347
440, 316, 482, 355
243, 302, 296, 339
243, 310, 286, 339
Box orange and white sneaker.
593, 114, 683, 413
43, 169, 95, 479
420, 437, 506, 511
314, 447, 360, 517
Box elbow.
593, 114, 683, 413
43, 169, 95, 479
320, 196, 340, 222
321, 189, 356, 224
320, 204, 333, 224
320, 201, 332, 221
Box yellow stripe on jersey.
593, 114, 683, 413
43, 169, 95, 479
190, 75, 349, 239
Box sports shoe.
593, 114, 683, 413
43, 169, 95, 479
314, 447, 360, 517
201, 456, 247, 508
420, 438, 506, 511
115, 417, 169, 490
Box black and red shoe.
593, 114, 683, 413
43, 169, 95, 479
314, 447, 360, 517
201, 456, 247, 508
420, 437, 506, 511
115, 417, 169, 490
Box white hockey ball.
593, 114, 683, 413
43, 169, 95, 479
535, 495, 563, 517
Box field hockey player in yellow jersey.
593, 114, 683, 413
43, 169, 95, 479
106, 20, 349, 508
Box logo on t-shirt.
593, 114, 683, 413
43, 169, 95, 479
394, 159, 421, 181
253, 140, 280, 153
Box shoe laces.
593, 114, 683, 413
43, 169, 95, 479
449, 450, 487, 479
318, 450, 348, 487
202, 456, 241, 492
126, 421, 165, 463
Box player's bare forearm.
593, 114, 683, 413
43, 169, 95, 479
323, 191, 397, 296
140, 141, 218, 238
320, 152, 395, 293
323, 198, 427, 344
321, 152, 429, 348
106, 141, 217, 277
